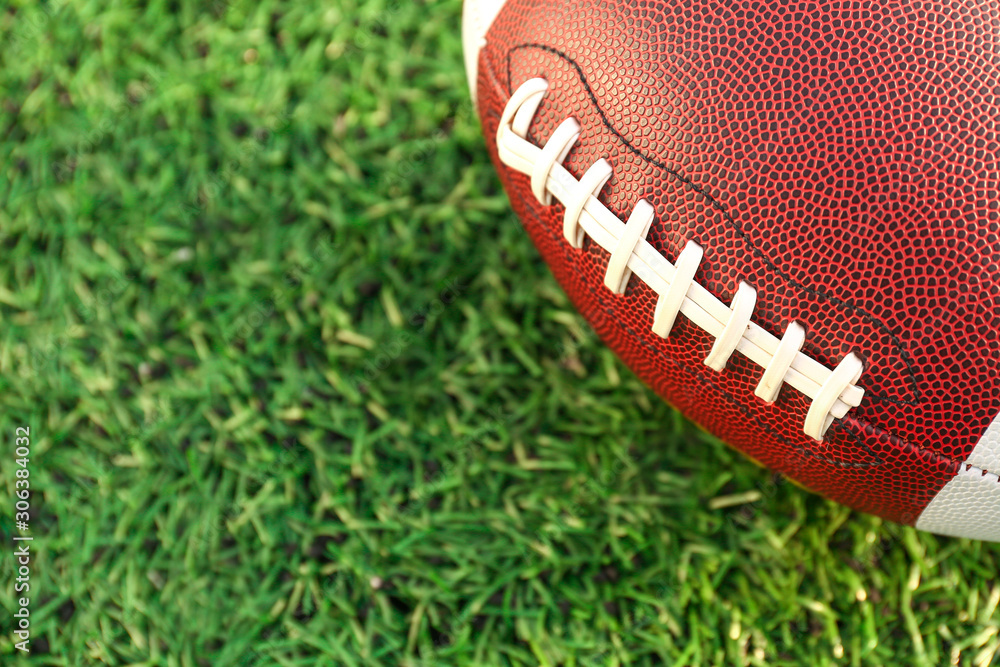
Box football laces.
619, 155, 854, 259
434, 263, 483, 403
496, 77, 865, 441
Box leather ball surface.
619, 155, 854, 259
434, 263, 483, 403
464, 0, 1000, 540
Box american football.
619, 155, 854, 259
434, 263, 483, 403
464, 0, 1000, 540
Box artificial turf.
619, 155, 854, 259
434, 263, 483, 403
2, 0, 1000, 665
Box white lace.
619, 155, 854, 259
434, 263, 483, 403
497, 78, 865, 440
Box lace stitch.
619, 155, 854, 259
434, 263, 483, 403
496, 78, 866, 440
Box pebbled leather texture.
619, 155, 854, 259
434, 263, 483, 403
472, 0, 1000, 526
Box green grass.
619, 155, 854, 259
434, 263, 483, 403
2, 0, 1000, 665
